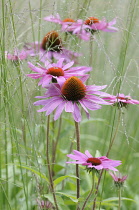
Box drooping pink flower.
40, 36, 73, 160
5, 49, 29, 61
24, 31, 81, 63
34, 76, 111, 122
109, 171, 127, 188
84, 17, 118, 33
36, 199, 53, 209
67, 150, 121, 171
103, 93, 139, 108
27, 58, 91, 87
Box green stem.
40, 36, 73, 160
106, 110, 121, 157
46, 116, 59, 210
82, 172, 95, 210
74, 121, 80, 200
92, 170, 103, 210
118, 189, 121, 210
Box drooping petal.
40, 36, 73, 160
73, 103, 81, 122
46, 98, 64, 115
65, 101, 74, 112
54, 101, 65, 120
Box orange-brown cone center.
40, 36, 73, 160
85, 17, 99, 25
87, 157, 101, 166
61, 76, 86, 101
63, 18, 75, 23
47, 67, 64, 77
41, 31, 62, 52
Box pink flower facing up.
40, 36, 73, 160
34, 76, 111, 122
24, 31, 81, 63
67, 150, 122, 172
109, 172, 127, 188
5, 49, 29, 61
27, 58, 91, 87
103, 93, 139, 108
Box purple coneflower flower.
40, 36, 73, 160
5, 49, 29, 61
44, 14, 76, 33
67, 150, 121, 171
84, 17, 118, 33
34, 76, 111, 122
109, 171, 127, 188
27, 58, 91, 87
103, 93, 139, 108
24, 31, 81, 63
36, 199, 53, 209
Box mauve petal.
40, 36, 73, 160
36, 97, 61, 112
86, 85, 107, 91
63, 61, 74, 70
80, 75, 89, 83
85, 150, 92, 158
28, 62, 44, 73
93, 165, 103, 170
87, 95, 110, 105
46, 98, 63, 115
66, 161, 86, 164
26, 74, 42, 79
41, 75, 52, 87
73, 103, 81, 122
54, 101, 65, 120
56, 58, 65, 67
65, 101, 74, 112
34, 99, 48, 106
107, 166, 118, 171
73, 150, 88, 160
81, 99, 102, 110
67, 154, 84, 161
79, 100, 90, 119
56, 76, 66, 86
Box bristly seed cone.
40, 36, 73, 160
63, 18, 75, 23
87, 157, 101, 166
85, 17, 99, 25
41, 31, 62, 52
47, 67, 64, 77
61, 76, 86, 101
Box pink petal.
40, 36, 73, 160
63, 61, 74, 70
54, 101, 65, 120
73, 103, 81, 122
28, 62, 44, 73
65, 101, 74, 112
46, 98, 64, 115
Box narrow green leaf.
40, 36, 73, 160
54, 175, 79, 186
17, 165, 49, 184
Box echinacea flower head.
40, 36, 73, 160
34, 76, 111, 122
67, 150, 122, 172
44, 14, 76, 33
24, 31, 81, 63
109, 171, 127, 188
36, 199, 53, 209
84, 17, 118, 33
103, 93, 139, 108
5, 49, 29, 61
27, 58, 91, 87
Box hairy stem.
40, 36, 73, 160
82, 172, 95, 210
46, 116, 59, 210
